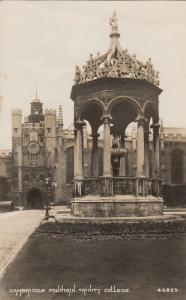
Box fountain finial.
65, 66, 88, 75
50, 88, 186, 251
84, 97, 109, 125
109, 11, 119, 36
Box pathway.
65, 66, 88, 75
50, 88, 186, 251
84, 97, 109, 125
0, 210, 44, 279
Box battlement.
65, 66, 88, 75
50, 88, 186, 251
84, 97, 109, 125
163, 127, 186, 141
23, 122, 43, 129
63, 128, 74, 137
0, 149, 12, 158
45, 109, 56, 115
12, 109, 22, 115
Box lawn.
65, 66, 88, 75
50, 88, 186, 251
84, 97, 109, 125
1, 232, 186, 300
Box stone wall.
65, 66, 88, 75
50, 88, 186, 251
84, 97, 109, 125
0, 153, 12, 201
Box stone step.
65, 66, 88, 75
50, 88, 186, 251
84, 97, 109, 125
55, 214, 183, 223
51, 205, 71, 215
164, 208, 186, 212
56, 211, 71, 215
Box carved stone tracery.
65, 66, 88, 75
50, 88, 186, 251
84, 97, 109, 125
74, 12, 160, 87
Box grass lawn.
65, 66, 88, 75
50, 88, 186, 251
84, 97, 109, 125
1, 233, 186, 300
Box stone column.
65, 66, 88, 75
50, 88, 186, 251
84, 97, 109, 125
102, 115, 112, 177
136, 116, 145, 177
132, 125, 137, 151
131, 125, 137, 177
119, 157, 126, 176
144, 124, 150, 178
119, 134, 126, 176
74, 120, 84, 196
153, 123, 160, 176
160, 119, 164, 152
91, 130, 99, 177
74, 121, 84, 179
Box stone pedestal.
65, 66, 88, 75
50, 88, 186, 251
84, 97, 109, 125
71, 195, 163, 217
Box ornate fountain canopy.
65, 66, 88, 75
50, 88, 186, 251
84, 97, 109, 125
74, 12, 160, 87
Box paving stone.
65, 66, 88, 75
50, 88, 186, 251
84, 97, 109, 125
0, 210, 43, 278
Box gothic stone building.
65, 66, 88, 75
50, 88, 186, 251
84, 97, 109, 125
11, 95, 64, 208
0, 93, 182, 209
0, 99, 185, 208
0, 149, 12, 203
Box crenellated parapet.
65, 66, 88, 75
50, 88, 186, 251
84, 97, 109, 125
23, 122, 43, 129
45, 109, 56, 115
163, 128, 186, 141
12, 109, 22, 115
63, 128, 74, 138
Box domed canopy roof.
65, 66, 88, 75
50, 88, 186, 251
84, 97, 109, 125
74, 12, 160, 87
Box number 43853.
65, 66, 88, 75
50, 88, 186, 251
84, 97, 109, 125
157, 288, 179, 293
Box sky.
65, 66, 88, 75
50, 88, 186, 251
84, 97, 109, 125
0, 1, 186, 148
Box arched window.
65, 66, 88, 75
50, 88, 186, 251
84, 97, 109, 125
66, 147, 74, 184
171, 149, 184, 184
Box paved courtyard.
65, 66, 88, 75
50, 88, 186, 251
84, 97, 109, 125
0, 210, 44, 279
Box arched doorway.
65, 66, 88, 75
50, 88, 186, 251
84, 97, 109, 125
27, 188, 43, 209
